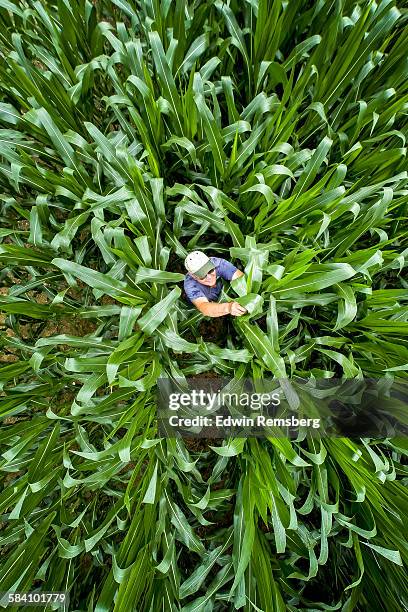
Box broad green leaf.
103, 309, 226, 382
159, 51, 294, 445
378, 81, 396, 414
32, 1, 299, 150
138, 287, 181, 335
52, 258, 144, 304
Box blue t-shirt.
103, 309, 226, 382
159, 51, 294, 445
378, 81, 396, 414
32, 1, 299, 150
184, 257, 238, 304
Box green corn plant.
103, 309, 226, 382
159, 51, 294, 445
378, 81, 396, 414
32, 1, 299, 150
0, 1, 407, 610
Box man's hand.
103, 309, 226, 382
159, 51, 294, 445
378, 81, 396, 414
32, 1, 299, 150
192, 298, 247, 317
228, 301, 247, 316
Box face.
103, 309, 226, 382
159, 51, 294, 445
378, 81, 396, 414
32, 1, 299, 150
192, 268, 217, 287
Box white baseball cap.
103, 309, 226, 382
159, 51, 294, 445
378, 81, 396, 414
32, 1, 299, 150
184, 251, 215, 279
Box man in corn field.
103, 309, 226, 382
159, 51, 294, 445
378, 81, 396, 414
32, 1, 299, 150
184, 251, 247, 317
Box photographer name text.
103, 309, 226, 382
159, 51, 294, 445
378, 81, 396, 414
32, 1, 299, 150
166, 414, 321, 429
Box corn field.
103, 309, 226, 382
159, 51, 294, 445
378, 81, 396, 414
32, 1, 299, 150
0, 0, 407, 610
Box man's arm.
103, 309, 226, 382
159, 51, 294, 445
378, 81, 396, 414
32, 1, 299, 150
232, 269, 244, 281
192, 297, 246, 318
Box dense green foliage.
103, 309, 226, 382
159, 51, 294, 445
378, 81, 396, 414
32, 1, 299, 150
0, 0, 407, 610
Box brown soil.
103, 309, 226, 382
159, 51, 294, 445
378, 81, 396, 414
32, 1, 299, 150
17, 220, 30, 231
41, 316, 97, 337
0, 352, 18, 363
27, 291, 49, 304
